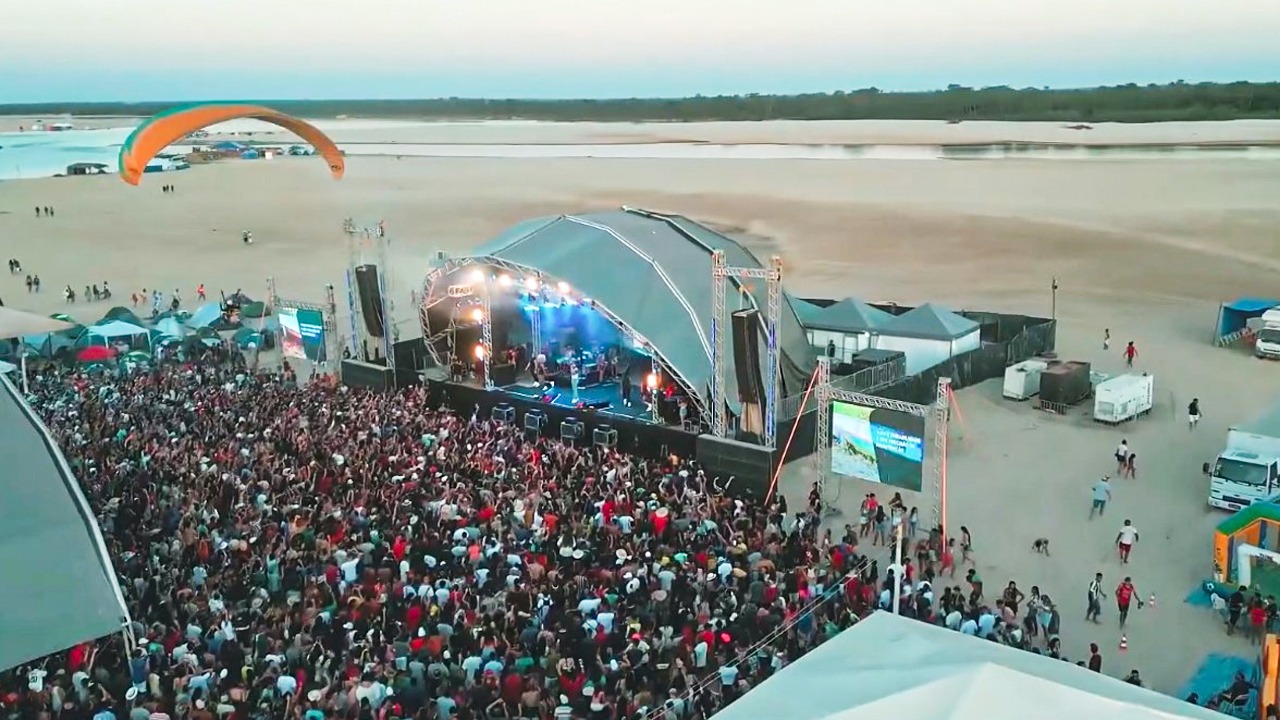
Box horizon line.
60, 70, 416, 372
3, 79, 1277, 108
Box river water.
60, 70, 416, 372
4, 126, 1280, 180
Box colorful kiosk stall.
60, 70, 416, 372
1214, 501, 1280, 589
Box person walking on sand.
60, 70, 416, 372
1124, 451, 1137, 479
1087, 572, 1106, 622
1116, 576, 1143, 628
1103, 328, 1111, 351
1123, 341, 1138, 367
34, 206, 40, 218
197, 283, 206, 301
961, 526, 974, 565
1115, 439, 1130, 474
1090, 476, 1112, 519
1189, 398, 1202, 430
1116, 519, 1139, 564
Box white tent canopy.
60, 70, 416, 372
89, 320, 149, 339
0, 307, 74, 340
712, 612, 1224, 720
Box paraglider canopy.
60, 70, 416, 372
118, 103, 345, 186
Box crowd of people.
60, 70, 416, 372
0, 352, 1119, 720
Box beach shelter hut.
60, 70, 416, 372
98, 306, 146, 328
805, 298, 895, 361
712, 612, 1227, 720
877, 303, 981, 375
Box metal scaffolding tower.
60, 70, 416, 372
709, 251, 783, 447
342, 218, 394, 368
811, 355, 950, 531
265, 276, 341, 371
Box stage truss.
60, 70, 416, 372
265, 277, 340, 369
343, 218, 394, 368
418, 255, 704, 412
813, 357, 953, 537
709, 251, 783, 447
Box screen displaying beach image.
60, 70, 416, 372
279, 308, 305, 359
830, 400, 925, 491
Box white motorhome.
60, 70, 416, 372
1255, 309, 1280, 359
1209, 398, 1280, 510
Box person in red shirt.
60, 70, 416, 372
1115, 577, 1141, 628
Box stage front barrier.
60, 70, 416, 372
695, 434, 778, 498
429, 378, 697, 460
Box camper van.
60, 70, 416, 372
1255, 309, 1280, 360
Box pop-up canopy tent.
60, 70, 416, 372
187, 303, 241, 331
83, 320, 153, 353
713, 612, 1226, 720
1215, 298, 1280, 343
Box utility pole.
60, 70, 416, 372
1051, 276, 1059, 321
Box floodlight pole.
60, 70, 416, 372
709, 251, 783, 446
891, 519, 905, 615
324, 283, 339, 368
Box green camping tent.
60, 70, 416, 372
99, 306, 146, 328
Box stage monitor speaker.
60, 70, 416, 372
355, 264, 386, 338
695, 434, 776, 498
524, 409, 547, 440
731, 309, 766, 405
560, 417, 584, 443
491, 362, 517, 387
593, 425, 618, 448
581, 399, 610, 410
491, 403, 515, 424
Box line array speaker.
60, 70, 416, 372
355, 264, 385, 338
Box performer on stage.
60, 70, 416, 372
569, 359, 580, 403
620, 365, 632, 407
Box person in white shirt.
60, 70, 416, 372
1115, 519, 1140, 564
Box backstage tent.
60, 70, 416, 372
803, 298, 895, 361
0, 375, 130, 670
878, 303, 981, 374
712, 612, 1224, 720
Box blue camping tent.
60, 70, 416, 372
186, 303, 224, 329
1215, 298, 1280, 342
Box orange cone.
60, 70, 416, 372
1119, 635, 1128, 651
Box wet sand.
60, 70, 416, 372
2, 120, 1279, 692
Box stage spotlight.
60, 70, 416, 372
557, 281, 570, 294
470, 308, 484, 322
646, 372, 659, 390
498, 274, 513, 287
525, 277, 540, 291
474, 345, 487, 360
469, 268, 485, 283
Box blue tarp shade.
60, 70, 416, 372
186, 303, 223, 329
1215, 298, 1280, 340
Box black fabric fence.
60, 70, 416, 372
777, 314, 1057, 462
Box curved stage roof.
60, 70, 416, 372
458, 208, 817, 412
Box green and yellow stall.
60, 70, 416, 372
1215, 501, 1280, 586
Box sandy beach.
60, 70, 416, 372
2, 118, 1279, 692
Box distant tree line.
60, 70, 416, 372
8, 81, 1280, 123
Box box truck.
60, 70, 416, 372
1255, 309, 1280, 360
1209, 397, 1280, 510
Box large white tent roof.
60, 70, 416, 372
712, 612, 1223, 720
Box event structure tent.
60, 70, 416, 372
802, 298, 895, 362
0, 375, 130, 670
878, 303, 981, 374
437, 208, 817, 414
98, 306, 146, 328
713, 612, 1225, 720
1215, 297, 1280, 343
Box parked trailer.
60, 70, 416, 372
1002, 359, 1050, 400
1093, 373, 1154, 424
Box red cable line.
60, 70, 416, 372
765, 363, 822, 503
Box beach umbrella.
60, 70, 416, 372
77, 345, 117, 363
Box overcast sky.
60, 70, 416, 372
3, 0, 1278, 102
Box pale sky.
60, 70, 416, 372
3, 0, 1278, 102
